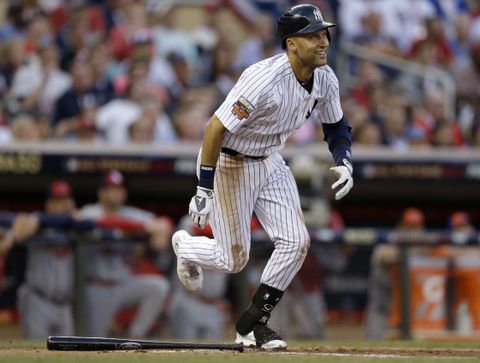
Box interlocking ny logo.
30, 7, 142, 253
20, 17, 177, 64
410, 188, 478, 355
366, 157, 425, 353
195, 196, 206, 211
313, 9, 322, 20
306, 99, 319, 119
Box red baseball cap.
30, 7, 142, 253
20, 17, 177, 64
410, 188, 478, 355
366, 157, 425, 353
450, 211, 470, 227
100, 170, 124, 188
48, 180, 72, 199
401, 207, 425, 227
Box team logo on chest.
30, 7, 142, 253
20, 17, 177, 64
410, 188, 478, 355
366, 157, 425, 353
232, 96, 255, 120
305, 99, 319, 119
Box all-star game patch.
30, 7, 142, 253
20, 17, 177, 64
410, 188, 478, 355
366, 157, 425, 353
232, 96, 255, 120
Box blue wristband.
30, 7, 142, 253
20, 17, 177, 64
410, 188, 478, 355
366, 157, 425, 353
331, 141, 352, 167
199, 165, 215, 190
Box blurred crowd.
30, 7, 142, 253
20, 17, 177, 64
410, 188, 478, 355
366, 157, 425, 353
338, 0, 480, 150
0, 0, 479, 149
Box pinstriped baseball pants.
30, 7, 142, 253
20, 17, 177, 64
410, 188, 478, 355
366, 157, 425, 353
177, 152, 310, 291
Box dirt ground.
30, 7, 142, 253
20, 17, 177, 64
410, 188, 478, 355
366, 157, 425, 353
1, 322, 479, 359
0, 346, 479, 358
286, 346, 480, 358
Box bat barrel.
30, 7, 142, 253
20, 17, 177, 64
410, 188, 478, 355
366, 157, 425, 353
47, 336, 244, 352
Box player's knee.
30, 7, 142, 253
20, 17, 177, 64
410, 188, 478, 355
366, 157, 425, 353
293, 234, 311, 261
296, 234, 311, 250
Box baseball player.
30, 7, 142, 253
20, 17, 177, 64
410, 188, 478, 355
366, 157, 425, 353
78, 170, 170, 338
172, 4, 353, 350
17, 180, 76, 338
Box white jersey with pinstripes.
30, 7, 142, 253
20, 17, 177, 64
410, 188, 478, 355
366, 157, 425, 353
215, 52, 343, 156
177, 53, 344, 292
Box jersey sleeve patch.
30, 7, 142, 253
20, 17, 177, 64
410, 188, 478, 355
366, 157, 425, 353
231, 96, 255, 120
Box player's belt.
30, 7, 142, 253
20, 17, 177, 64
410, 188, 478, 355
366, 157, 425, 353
221, 148, 267, 160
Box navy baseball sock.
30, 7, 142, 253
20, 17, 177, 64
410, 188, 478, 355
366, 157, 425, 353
235, 283, 283, 335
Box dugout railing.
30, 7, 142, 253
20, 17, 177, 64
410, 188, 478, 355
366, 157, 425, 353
3, 216, 478, 340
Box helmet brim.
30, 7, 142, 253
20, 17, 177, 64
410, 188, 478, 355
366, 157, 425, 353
286, 21, 336, 39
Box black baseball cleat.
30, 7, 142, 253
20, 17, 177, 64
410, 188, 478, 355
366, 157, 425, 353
236, 324, 287, 351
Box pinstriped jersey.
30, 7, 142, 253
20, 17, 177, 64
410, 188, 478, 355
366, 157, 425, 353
215, 53, 343, 157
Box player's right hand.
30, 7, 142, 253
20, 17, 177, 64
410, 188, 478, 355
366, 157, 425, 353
188, 187, 214, 228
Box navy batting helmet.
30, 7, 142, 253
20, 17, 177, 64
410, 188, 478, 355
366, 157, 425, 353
277, 4, 336, 49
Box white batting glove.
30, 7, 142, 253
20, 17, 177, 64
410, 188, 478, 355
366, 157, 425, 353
189, 187, 214, 228
330, 159, 353, 200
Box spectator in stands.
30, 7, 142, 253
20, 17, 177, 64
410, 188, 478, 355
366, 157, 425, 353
430, 121, 463, 147
23, 11, 54, 56
56, 2, 106, 70
166, 52, 191, 103
380, 105, 411, 151
10, 114, 43, 142
208, 39, 241, 99
339, 0, 435, 53
128, 115, 155, 144
412, 89, 450, 139
9, 42, 71, 118
78, 170, 171, 338
409, 16, 454, 69
352, 9, 403, 57
0, 36, 27, 101
88, 41, 116, 107
123, 33, 176, 107
353, 122, 382, 146
341, 99, 370, 135
108, 2, 151, 62
349, 61, 385, 104
139, 96, 177, 144
94, 78, 143, 144
234, 11, 281, 70
53, 60, 101, 140
125, 97, 179, 145
454, 41, 480, 104
172, 87, 218, 141
0, 3, 26, 42
450, 13, 475, 70
151, 4, 199, 66
16, 180, 77, 339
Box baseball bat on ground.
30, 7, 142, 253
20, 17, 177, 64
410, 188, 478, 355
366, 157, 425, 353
47, 336, 244, 352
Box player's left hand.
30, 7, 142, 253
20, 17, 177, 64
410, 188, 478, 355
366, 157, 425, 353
189, 187, 214, 228
330, 159, 353, 200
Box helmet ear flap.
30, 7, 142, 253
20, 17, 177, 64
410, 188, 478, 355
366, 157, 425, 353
326, 28, 331, 42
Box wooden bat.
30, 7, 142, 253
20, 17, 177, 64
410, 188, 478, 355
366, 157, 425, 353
47, 336, 244, 352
